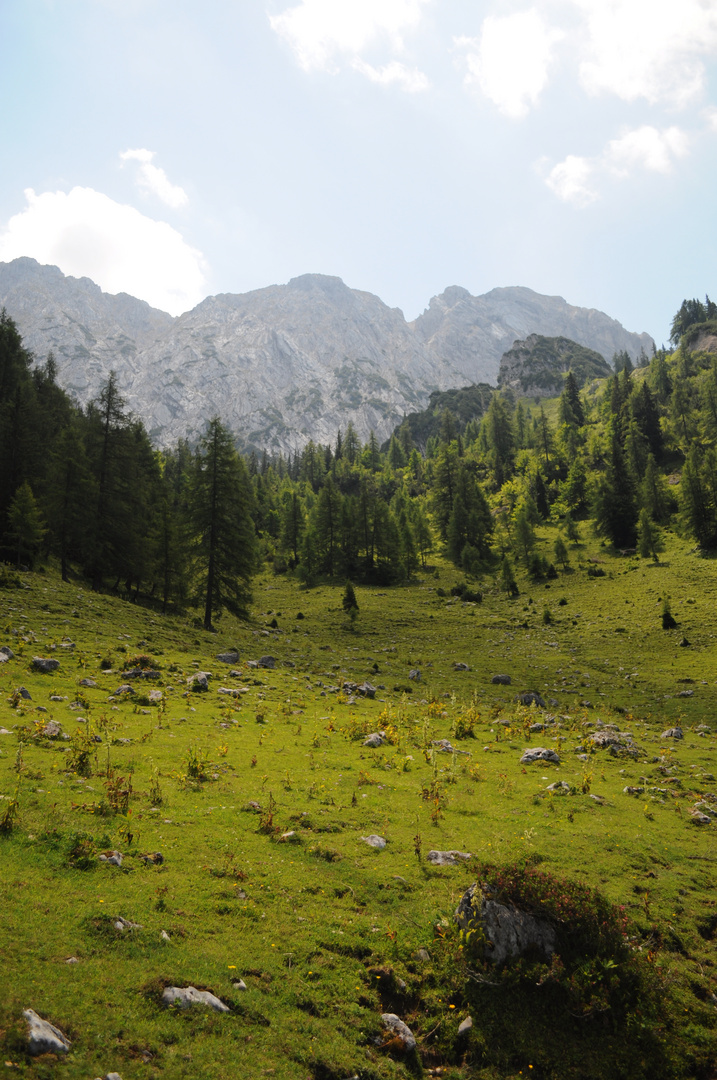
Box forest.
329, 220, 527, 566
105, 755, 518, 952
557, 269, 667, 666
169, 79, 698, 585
2, 295, 717, 625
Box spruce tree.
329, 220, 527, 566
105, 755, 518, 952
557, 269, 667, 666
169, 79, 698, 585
189, 418, 257, 631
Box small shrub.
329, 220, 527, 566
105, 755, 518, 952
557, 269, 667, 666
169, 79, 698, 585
0, 789, 20, 834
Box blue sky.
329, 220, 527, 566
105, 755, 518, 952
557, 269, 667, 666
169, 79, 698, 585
1, 0, 716, 345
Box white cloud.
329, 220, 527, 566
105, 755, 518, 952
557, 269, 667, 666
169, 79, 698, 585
545, 154, 597, 206
545, 125, 689, 205
0, 187, 207, 315
604, 125, 689, 176
120, 148, 189, 209
351, 58, 429, 92
269, 0, 429, 77
457, 10, 563, 119
573, 0, 717, 107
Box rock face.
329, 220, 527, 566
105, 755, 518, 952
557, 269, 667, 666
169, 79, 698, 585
497, 334, 613, 397
455, 883, 556, 965
0, 258, 653, 452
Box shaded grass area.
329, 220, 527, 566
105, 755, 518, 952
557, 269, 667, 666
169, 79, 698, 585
1, 525, 717, 1078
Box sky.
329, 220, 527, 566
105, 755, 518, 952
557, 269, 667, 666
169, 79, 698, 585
1, 1, 716, 345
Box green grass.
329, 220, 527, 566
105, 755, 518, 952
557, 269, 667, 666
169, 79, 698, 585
1, 525, 717, 1078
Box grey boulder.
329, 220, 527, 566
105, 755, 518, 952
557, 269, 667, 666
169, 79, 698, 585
427, 850, 472, 866
491, 674, 511, 685
32, 657, 60, 673
662, 727, 684, 740
514, 690, 546, 708
162, 986, 229, 1012
216, 650, 239, 664
361, 834, 387, 849
363, 731, 386, 747
23, 1008, 70, 1055
381, 1013, 416, 1052
455, 883, 556, 965
520, 747, 560, 765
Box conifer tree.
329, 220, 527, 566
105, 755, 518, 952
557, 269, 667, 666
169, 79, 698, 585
7, 482, 45, 568
189, 418, 257, 631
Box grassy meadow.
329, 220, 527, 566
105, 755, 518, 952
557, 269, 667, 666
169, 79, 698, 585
1, 522, 717, 1079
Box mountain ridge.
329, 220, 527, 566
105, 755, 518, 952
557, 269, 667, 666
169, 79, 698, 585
0, 258, 653, 451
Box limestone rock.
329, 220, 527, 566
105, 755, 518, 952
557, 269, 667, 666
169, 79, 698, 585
380, 1013, 416, 1053
455, 883, 556, 964
78, 678, 97, 687
662, 727, 684, 740
520, 747, 560, 765
216, 650, 239, 664
258, 656, 276, 669
32, 657, 60, 673
0, 645, 14, 661
162, 986, 229, 1012
515, 690, 546, 708
458, 1015, 473, 1034
454, 662, 470, 671
408, 669, 421, 681
361, 834, 387, 849
363, 731, 386, 747
187, 671, 210, 691
427, 850, 472, 866
23, 1008, 70, 1055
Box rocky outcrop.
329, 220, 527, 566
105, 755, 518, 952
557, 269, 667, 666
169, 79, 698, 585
0, 259, 653, 452
498, 334, 613, 397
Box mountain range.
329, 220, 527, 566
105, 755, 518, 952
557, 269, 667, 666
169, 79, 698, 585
0, 258, 654, 452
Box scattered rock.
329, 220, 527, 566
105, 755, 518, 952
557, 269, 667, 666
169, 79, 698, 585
678, 637, 691, 647
187, 672, 210, 692
520, 747, 560, 765
454, 662, 470, 671
408, 669, 421, 681
529, 722, 544, 733
49, 695, 66, 702
662, 727, 684, 740
218, 687, 242, 697
455, 883, 556, 965
162, 986, 229, 1012
427, 850, 472, 866
78, 678, 97, 688
23, 1009, 70, 1056
38, 719, 61, 738
677, 689, 694, 698
98, 850, 123, 867
623, 786, 644, 795
113, 917, 142, 932
32, 657, 60, 674
17, 687, 32, 700
279, 830, 301, 843
0, 645, 15, 661
414, 948, 430, 962
589, 730, 625, 750
161, 930, 171, 941
357, 682, 376, 698
244, 800, 262, 813
114, 684, 135, 695
432, 738, 468, 754
381, 1013, 416, 1053
140, 851, 164, 865
361, 835, 387, 849
546, 780, 570, 794
514, 691, 546, 708
95, 1074, 123, 1080
491, 674, 511, 685
691, 811, 712, 826
65, 956, 79, 964
216, 650, 240, 664
0, 727, 11, 735
233, 979, 248, 991
258, 656, 276, 669
363, 731, 386, 747
458, 1016, 473, 1035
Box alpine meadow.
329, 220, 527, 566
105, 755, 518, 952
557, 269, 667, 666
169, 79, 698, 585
4, 291, 717, 1080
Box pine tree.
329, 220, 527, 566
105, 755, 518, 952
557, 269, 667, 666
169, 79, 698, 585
189, 418, 257, 631
637, 508, 662, 563
553, 534, 570, 569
